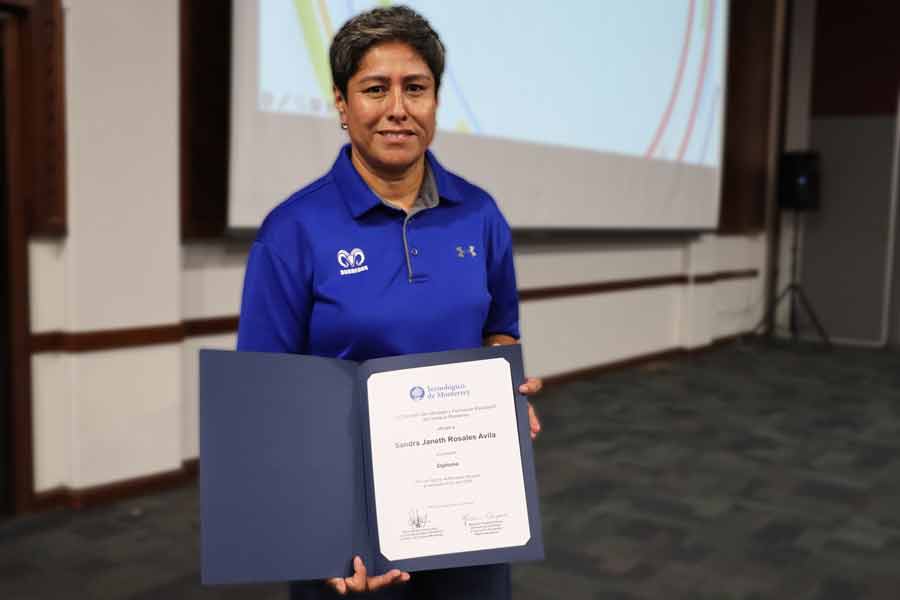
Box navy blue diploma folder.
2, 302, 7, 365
200, 345, 543, 585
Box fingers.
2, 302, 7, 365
528, 401, 541, 439
344, 556, 368, 594
518, 377, 543, 396
518, 377, 543, 440
326, 577, 347, 595
367, 569, 411, 591
330, 558, 410, 594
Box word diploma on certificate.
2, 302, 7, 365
367, 358, 531, 561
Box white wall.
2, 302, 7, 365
30, 0, 185, 492
26, 0, 768, 495
157, 234, 768, 498
514, 234, 766, 377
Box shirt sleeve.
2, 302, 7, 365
237, 240, 312, 353
482, 201, 521, 340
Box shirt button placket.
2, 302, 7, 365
402, 213, 414, 282
403, 211, 428, 283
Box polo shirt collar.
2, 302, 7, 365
425, 150, 464, 206
331, 144, 463, 220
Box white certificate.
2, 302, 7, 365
366, 358, 531, 561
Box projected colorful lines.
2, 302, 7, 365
645, 0, 722, 164
259, 0, 727, 167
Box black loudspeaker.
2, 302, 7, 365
779, 151, 820, 211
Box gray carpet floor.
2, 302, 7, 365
1, 339, 899, 599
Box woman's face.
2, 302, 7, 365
335, 41, 438, 177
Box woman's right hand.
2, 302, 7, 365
326, 556, 410, 595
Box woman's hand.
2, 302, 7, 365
484, 335, 543, 440
326, 556, 409, 595
519, 378, 543, 440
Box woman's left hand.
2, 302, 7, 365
518, 378, 543, 439
484, 337, 542, 440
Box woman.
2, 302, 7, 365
237, 6, 541, 599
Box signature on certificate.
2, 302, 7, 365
462, 512, 509, 525
408, 509, 429, 529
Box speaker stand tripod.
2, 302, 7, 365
758, 210, 832, 347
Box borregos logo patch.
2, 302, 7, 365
337, 248, 368, 276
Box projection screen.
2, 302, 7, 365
229, 0, 729, 230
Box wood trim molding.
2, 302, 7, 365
542, 348, 687, 386
182, 315, 239, 337
32, 459, 199, 511
519, 275, 689, 301
28, 270, 760, 354
541, 332, 756, 386
520, 269, 759, 302
30, 324, 185, 353
691, 268, 759, 284
28, 332, 758, 512
30, 317, 242, 354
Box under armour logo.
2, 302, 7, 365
337, 248, 368, 276
456, 245, 477, 258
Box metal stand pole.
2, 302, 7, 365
756, 209, 832, 348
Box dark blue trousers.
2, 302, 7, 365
289, 564, 511, 600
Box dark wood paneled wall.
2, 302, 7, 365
25, 0, 65, 235
718, 0, 781, 233
180, 0, 232, 239
0, 8, 16, 517
1, 5, 36, 514
1, 0, 66, 236
812, 1, 900, 117
30, 271, 760, 354
1, 0, 64, 514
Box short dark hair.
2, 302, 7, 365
329, 5, 445, 98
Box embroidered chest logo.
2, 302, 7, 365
337, 248, 368, 276
456, 245, 477, 258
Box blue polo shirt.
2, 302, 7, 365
237, 144, 519, 361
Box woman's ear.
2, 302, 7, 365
333, 85, 347, 125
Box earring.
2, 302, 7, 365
340, 123, 348, 130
